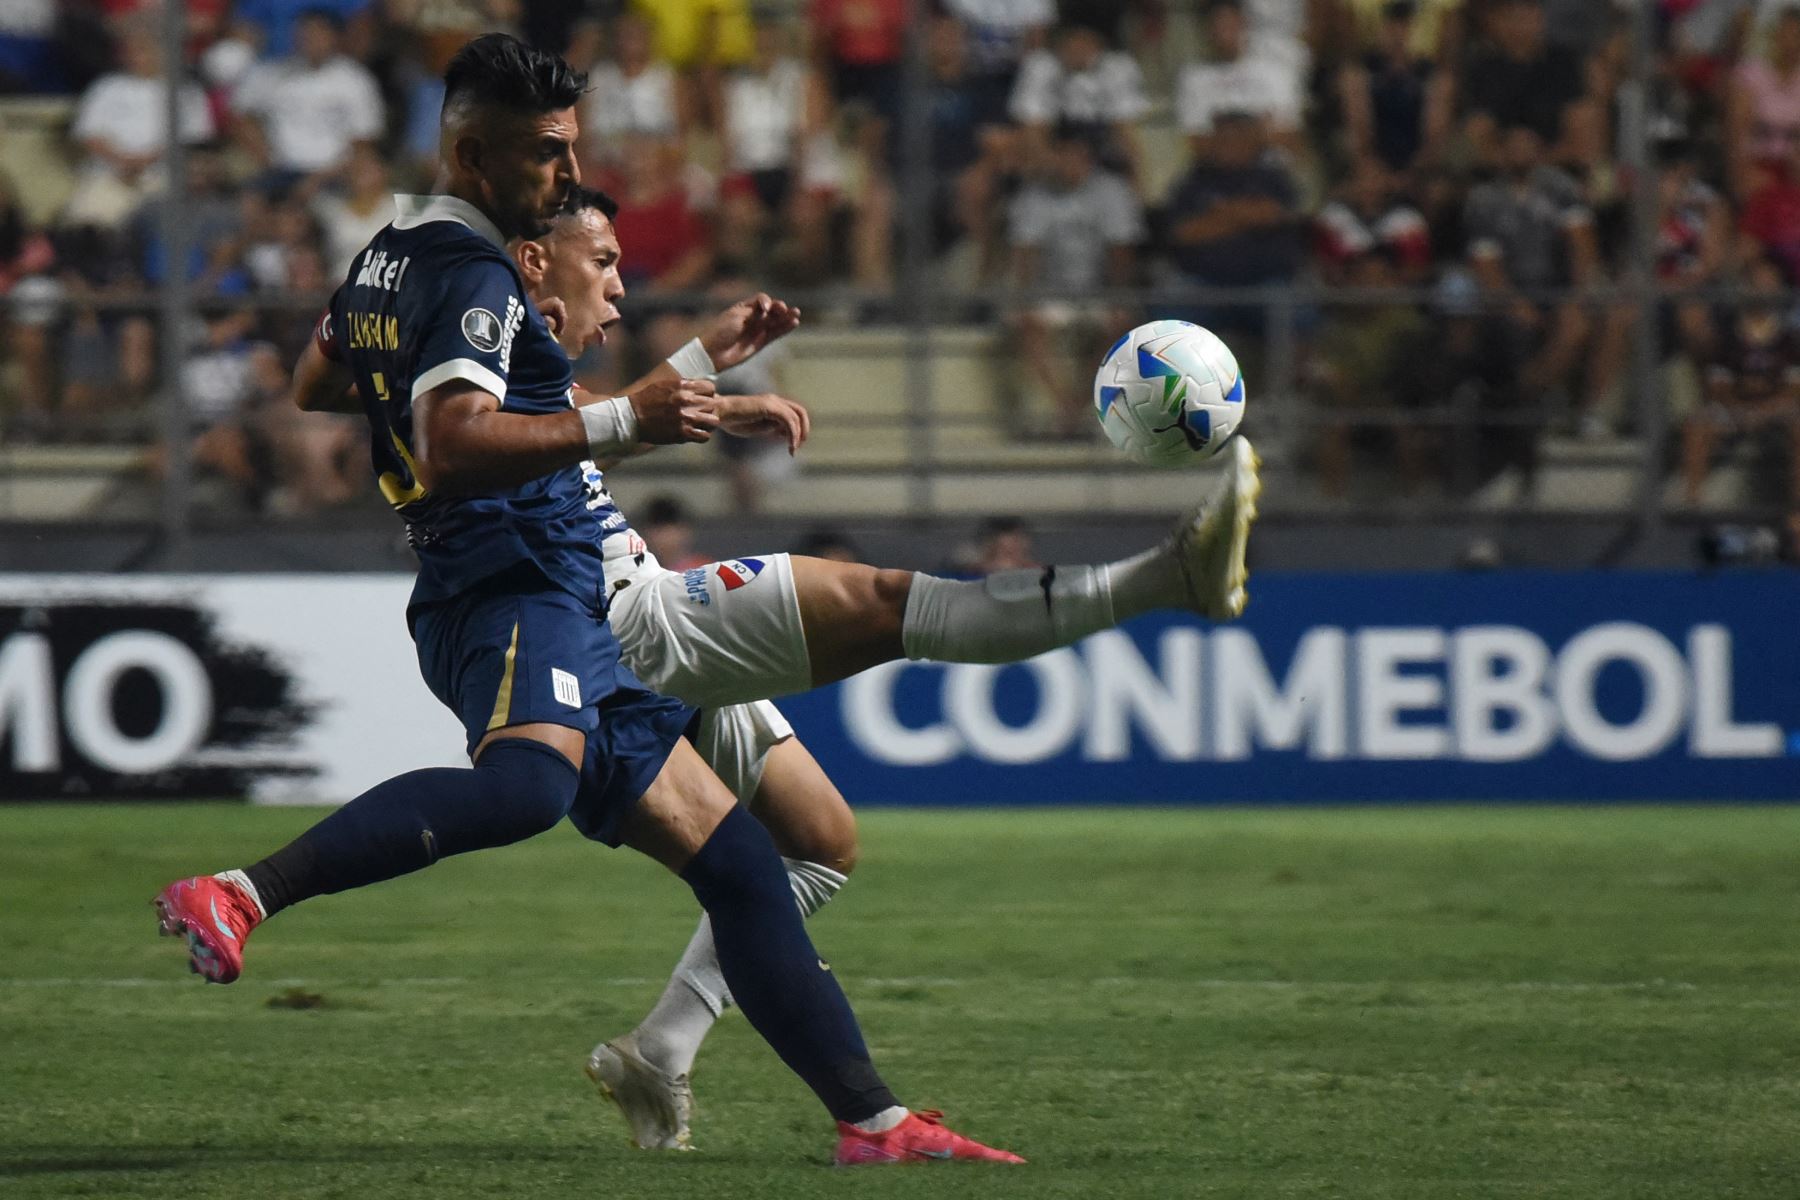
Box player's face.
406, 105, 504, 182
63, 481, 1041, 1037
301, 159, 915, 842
479, 108, 581, 241
540, 209, 625, 355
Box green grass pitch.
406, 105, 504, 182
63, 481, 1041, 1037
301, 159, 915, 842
3, 803, 1798, 1199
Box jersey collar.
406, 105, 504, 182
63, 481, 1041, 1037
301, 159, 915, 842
391, 193, 508, 250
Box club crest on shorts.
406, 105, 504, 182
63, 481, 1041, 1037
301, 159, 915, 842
715, 558, 765, 592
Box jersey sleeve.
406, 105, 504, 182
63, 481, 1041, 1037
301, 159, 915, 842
408, 251, 523, 404
314, 286, 345, 363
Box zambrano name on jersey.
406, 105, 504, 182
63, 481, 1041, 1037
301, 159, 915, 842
347, 311, 400, 351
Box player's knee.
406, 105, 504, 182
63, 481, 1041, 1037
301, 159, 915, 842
475, 738, 580, 838
778, 815, 859, 876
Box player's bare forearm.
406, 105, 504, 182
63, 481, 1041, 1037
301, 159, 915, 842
413, 385, 594, 495
417, 378, 722, 493
290, 341, 359, 413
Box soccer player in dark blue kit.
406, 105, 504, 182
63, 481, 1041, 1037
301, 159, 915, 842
151, 34, 1021, 1166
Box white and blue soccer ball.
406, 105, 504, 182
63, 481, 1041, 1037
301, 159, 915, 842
1093, 320, 1245, 467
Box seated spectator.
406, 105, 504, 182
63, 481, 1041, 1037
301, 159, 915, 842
600, 136, 715, 293
1008, 125, 1142, 435
0, 173, 57, 440
860, 14, 1013, 289
0, 0, 78, 93
1236, 0, 1317, 79
63, 21, 215, 231
639, 494, 709, 570
949, 515, 1039, 575
631, 0, 754, 72
1727, 6, 1800, 199
1177, 0, 1304, 160
173, 309, 264, 505
1052, 0, 1162, 49
941, 0, 1054, 127
312, 143, 394, 280
1309, 248, 1429, 497
1463, 126, 1601, 428
793, 528, 861, 561
1009, 24, 1149, 184
245, 341, 361, 513
581, 12, 686, 170
1164, 110, 1304, 340
1337, 0, 1462, 61
234, 0, 371, 60
1563, 142, 1727, 430
231, 8, 385, 193
1336, 0, 1453, 174
809, 0, 906, 129
1741, 146, 1800, 283
716, 19, 834, 279
1396, 271, 1541, 497
1682, 256, 1800, 507
1459, 0, 1590, 168
1315, 154, 1431, 283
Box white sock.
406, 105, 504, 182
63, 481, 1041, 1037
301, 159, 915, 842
630, 858, 848, 1079
214, 869, 266, 920
851, 1105, 909, 1133
901, 548, 1184, 665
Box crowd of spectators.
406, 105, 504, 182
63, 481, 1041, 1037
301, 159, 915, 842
0, 0, 1798, 515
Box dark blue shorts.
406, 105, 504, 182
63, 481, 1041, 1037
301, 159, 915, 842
409, 564, 695, 844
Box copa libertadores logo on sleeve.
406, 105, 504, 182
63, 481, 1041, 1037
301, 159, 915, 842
461, 307, 503, 353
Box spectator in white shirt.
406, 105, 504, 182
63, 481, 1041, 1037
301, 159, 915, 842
1177, 0, 1304, 159
312, 143, 394, 280
231, 9, 384, 190
581, 13, 685, 170
63, 22, 215, 230
1008, 124, 1143, 436
717, 20, 834, 277
1010, 25, 1149, 185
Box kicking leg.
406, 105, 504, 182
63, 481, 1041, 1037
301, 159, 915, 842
794, 436, 1261, 682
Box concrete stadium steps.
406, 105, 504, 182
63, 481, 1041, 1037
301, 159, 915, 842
0, 445, 147, 521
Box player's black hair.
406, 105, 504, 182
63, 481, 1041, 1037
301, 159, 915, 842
558, 184, 620, 222
442, 33, 587, 116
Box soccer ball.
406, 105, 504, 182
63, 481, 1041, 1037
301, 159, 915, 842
1093, 320, 1245, 466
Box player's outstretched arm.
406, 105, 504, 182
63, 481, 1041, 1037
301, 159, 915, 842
618, 294, 804, 397
413, 377, 720, 495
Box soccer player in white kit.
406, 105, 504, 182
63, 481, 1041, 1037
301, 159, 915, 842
297, 184, 1259, 1151
525, 186, 1260, 1151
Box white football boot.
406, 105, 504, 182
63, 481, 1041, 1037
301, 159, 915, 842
585, 1034, 695, 1151
1173, 435, 1262, 620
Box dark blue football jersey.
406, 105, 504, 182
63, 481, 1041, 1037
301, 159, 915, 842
327, 194, 609, 611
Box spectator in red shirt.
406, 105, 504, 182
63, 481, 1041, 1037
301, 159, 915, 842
602, 136, 716, 293
810, 0, 906, 124
1315, 154, 1431, 284
1742, 149, 1800, 283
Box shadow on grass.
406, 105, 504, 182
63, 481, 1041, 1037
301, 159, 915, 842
0, 1142, 792, 1177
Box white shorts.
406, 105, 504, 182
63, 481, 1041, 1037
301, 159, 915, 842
605, 551, 812, 802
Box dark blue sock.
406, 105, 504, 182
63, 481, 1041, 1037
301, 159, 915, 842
680, 805, 899, 1124
244, 738, 578, 915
